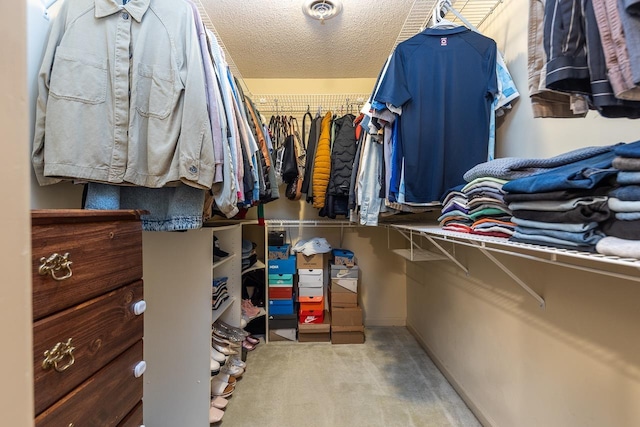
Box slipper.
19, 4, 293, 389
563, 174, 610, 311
209, 406, 225, 423
211, 396, 228, 410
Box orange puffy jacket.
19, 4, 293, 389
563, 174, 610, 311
312, 112, 333, 209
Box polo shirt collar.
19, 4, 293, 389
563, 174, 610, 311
95, 0, 150, 22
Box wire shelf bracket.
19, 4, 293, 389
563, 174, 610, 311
389, 224, 549, 309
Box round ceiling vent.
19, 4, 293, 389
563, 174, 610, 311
302, 0, 343, 22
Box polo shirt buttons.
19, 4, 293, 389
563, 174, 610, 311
122, 12, 129, 20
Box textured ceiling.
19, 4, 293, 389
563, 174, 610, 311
200, 0, 416, 79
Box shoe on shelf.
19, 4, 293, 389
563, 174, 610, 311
214, 372, 238, 385
241, 299, 261, 318
212, 342, 238, 356
240, 317, 247, 328
220, 363, 244, 378
211, 347, 226, 363
242, 340, 257, 351
211, 379, 234, 398
228, 354, 246, 369
245, 335, 260, 345
212, 324, 244, 342
215, 320, 250, 337
209, 405, 224, 423
210, 358, 221, 373
212, 334, 241, 348
211, 396, 228, 410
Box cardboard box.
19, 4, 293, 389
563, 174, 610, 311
332, 249, 355, 267
298, 269, 323, 287
330, 263, 359, 279
269, 286, 293, 300
299, 308, 324, 324
268, 256, 296, 274
330, 290, 358, 308
298, 311, 331, 333
296, 253, 325, 270
331, 278, 358, 294
299, 295, 323, 312
298, 332, 331, 342
268, 298, 295, 315
269, 328, 297, 341
268, 244, 290, 260
268, 313, 297, 329
331, 306, 363, 326
299, 286, 323, 298
268, 273, 294, 285
332, 329, 365, 344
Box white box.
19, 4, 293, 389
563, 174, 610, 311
298, 268, 323, 287
298, 286, 324, 297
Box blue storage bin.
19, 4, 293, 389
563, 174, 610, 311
269, 298, 295, 315
268, 255, 296, 274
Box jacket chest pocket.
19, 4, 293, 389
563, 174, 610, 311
135, 63, 175, 120
49, 47, 107, 104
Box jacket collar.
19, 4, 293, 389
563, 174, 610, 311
95, 0, 150, 23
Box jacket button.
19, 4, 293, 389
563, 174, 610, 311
122, 12, 129, 20
189, 166, 198, 174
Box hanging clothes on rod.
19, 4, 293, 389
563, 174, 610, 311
348, 1, 505, 226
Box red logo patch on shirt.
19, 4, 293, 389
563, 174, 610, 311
441, 37, 447, 46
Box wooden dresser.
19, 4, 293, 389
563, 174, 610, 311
31, 210, 145, 427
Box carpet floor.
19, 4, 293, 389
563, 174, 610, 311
217, 327, 481, 427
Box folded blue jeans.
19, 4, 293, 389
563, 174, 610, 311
512, 216, 599, 232
503, 151, 618, 193
609, 184, 640, 200
515, 225, 605, 245
615, 212, 640, 220
510, 232, 598, 252
613, 139, 640, 157
617, 171, 640, 184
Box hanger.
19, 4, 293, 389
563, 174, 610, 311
42, 0, 58, 20
430, 0, 458, 29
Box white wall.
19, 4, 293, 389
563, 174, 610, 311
1, 1, 33, 425
406, 0, 640, 426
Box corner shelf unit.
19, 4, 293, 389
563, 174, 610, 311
211, 224, 242, 327
388, 223, 640, 310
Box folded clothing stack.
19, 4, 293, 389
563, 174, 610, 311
213, 236, 229, 262
439, 177, 514, 237
501, 147, 618, 252
598, 141, 640, 257
457, 144, 625, 252
241, 239, 257, 270
212, 277, 229, 310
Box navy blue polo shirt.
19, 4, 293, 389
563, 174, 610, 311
375, 27, 498, 204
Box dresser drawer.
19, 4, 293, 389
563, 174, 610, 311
118, 401, 143, 427
32, 210, 143, 320
35, 340, 144, 427
33, 281, 144, 415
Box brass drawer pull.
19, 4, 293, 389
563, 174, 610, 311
43, 338, 75, 372
39, 252, 73, 281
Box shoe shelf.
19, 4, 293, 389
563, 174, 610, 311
212, 297, 236, 324
242, 259, 266, 275
213, 252, 236, 270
